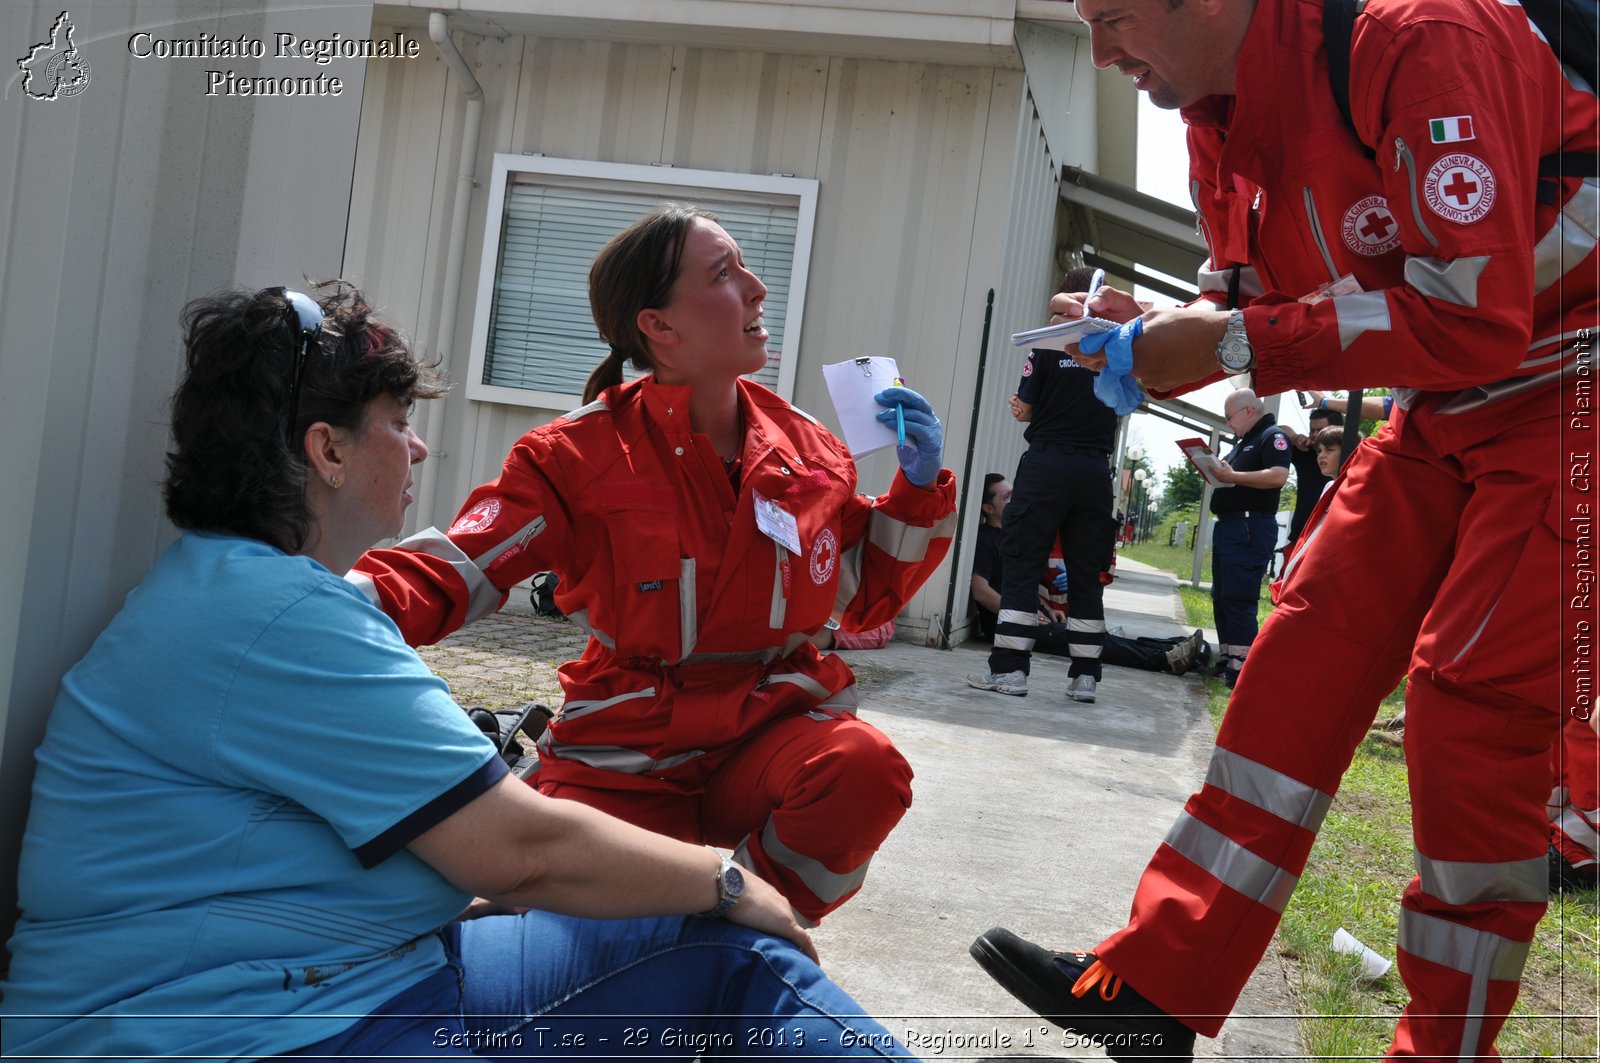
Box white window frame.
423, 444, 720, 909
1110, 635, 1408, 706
467, 154, 819, 410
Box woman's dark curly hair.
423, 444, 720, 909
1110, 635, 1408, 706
163, 281, 446, 552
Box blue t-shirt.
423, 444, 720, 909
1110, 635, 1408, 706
1, 533, 506, 1061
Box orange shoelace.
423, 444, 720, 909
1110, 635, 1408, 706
1070, 958, 1124, 1001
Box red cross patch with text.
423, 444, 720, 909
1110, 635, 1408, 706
1341, 195, 1401, 257
1423, 154, 1496, 225
809, 527, 838, 585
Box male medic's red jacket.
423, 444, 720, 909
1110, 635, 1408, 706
349, 376, 957, 791
1175, 0, 1597, 425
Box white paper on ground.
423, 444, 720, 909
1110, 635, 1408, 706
822, 356, 901, 458
1010, 317, 1120, 351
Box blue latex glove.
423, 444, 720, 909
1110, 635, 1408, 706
1077, 316, 1147, 416
874, 386, 943, 487
1052, 570, 1069, 593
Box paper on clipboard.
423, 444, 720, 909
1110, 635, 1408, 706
1176, 437, 1234, 488
822, 357, 901, 458
1011, 317, 1120, 351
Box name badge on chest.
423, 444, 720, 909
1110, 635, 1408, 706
753, 492, 802, 555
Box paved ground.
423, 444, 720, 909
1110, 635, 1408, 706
417, 560, 1304, 1061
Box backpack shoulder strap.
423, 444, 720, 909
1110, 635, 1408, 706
1323, 0, 1375, 158
1322, 0, 1359, 134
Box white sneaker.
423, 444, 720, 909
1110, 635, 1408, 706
966, 670, 1028, 696
1068, 675, 1097, 703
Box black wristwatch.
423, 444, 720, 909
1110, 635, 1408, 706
1216, 309, 1255, 374
696, 849, 746, 918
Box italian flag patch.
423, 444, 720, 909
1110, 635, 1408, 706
1429, 116, 1474, 144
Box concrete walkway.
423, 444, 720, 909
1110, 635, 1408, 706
419, 559, 1304, 1061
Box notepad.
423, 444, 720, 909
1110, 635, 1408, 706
1010, 316, 1120, 351
822, 357, 901, 458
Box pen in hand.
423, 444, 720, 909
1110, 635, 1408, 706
893, 375, 906, 447
1085, 268, 1106, 317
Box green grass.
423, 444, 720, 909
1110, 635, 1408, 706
1169, 574, 1600, 1060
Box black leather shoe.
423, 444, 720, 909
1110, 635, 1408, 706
969, 928, 1196, 1061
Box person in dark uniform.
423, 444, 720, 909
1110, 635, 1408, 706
968, 473, 1208, 675
966, 268, 1120, 704
1285, 405, 1342, 548
1209, 388, 1291, 686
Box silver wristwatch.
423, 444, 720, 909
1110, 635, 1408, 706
1216, 309, 1254, 374
696, 849, 746, 918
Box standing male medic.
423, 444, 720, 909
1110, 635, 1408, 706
1208, 389, 1291, 686
969, 0, 1598, 1059
967, 267, 1119, 704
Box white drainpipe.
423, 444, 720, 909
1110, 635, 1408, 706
418, 11, 485, 529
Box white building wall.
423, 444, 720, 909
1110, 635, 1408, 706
343, 22, 1090, 642
0, 0, 376, 952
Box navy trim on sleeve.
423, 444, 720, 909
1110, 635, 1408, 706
353, 756, 510, 869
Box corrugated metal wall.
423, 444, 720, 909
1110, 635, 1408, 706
0, 0, 374, 951
345, 22, 1092, 640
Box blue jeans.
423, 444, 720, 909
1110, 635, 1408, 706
284, 912, 916, 1060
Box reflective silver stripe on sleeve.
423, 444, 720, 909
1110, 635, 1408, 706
1206, 748, 1335, 832
1197, 264, 1265, 301
533, 735, 704, 774
1332, 290, 1392, 350
1397, 907, 1531, 1062
345, 570, 380, 606
1163, 811, 1299, 913
566, 608, 617, 650
994, 633, 1037, 651
472, 517, 547, 569
1066, 643, 1103, 659
1522, 332, 1590, 369
1403, 255, 1490, 308
1414, 852, 1548, 905
390, 526, 503, 625
679, 557, 697, 662
758, 818, 871, 904
832, 541, 864, 615
558, 687, 657, 723
817, 684, 860, 713
769, 541, 787, 630
1533, 178, 1599, 294
867, 509, 955, 565
998, 609, 1036, 626
1066, 617, 1104, 633
764, 671, 832, 700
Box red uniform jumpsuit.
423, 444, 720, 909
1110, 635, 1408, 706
1550, 717, 1600, 877
1094, 0, 1599, 1056
351, 376, 957, 923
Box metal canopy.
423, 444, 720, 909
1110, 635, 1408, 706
1058, 165, 1206, 303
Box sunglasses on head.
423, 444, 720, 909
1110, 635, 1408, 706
269, 287, 325, 434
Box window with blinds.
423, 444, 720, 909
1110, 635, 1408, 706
468, 157, 818, 409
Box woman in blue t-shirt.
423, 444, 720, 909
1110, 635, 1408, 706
0, 283, 915, 1062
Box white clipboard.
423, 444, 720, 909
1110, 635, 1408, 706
822, 357, 901, 459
